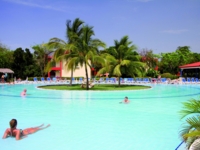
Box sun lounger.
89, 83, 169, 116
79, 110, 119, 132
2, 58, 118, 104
98, 77, 104, 83
41, 77, 46, 83
129, 78, 135, 83
187, 78, 191, 84
52, 77, 57, 83
110, 78, 116, 83
105, 78, 110, 83
20, 77, 29, 84
46, 77, 51, 83
161, 78, 168, 84
181, 78, 187, 84
195, 78, 200, 84
143, 78, 150, 83
33, 77, 39, 83
191, 78, 196, 84
79, 77, 83, 84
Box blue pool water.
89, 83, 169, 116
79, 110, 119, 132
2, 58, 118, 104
1, 83, 200, 150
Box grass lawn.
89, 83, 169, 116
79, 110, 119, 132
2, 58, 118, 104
38, 84, 151, 91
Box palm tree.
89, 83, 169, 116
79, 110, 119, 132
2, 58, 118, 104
67, 25, 106, 90
97, 35, 145, 86
32, 43, 53, 77
179, 97, 200, 150
46, 18, 84, 85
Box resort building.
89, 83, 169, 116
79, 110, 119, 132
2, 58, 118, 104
47, 52, 96, 78
179, 61, 200, 78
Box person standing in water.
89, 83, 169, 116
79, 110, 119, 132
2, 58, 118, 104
21, 89, 27, 96
2, 119, 50, 140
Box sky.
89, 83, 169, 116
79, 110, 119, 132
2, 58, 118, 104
0, 0, 200, 54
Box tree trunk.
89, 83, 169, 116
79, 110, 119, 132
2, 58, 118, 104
43, 56, 45, 77
118, 77, 121, 87
84, 62, 89, 90
40, 60, 44, 77
70, 67, 74, 86
189, 138, 200, 150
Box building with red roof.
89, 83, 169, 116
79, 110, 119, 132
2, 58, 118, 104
47, 52, 93, 78
179, 62, 200, 78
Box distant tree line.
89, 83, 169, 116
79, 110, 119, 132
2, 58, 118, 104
0, 43, 51, 80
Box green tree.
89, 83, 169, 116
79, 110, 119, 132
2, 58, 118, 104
191, 53, 200, 63
68, 25, 106, 89
139, 49, 160, 77
159, 52, 180, 74
12, 48, 26, 78
159, 46, 197, 74
0, 50, 13, 69
179, 98, 200, 149
12, 48, 40, 79
176, 46, 192, 66
0, 42, 13, 68
139, 49, 160, 69
24, 48, 40, 78
32, 44, 52, 77
47, 18, 84, 85
97, 36, 145, 86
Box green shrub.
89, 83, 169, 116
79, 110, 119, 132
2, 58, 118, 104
146, 69, 159, 78
161, 73, 179, 79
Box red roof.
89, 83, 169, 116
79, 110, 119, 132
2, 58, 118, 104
179, 62, 200, 68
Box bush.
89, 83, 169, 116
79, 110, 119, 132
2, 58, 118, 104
146, 69, 159, 78
161, 73, 178, 79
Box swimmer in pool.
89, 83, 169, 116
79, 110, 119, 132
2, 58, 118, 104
120, 96, 130, 104
2, 119, 50, 140
20, 89, 27, 96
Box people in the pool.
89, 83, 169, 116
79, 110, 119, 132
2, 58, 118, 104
120, 96, 130, 104
20, 89, 27, 96
2, 119, 50, 140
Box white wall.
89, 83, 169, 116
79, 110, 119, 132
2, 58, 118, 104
61, 60, 91, 78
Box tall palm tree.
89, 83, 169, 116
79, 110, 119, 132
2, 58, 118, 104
46, 18, 84, 85
179, 98, 200, 150
67, 25, 106, 90
32, 43, 53, 77
97, 35, 145, 86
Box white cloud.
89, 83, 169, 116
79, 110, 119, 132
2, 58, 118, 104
3, 0, 67, 12
161, 29, 188, 34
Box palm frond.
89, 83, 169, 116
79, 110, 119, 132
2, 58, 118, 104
179, 99, 200, 119
64, 57, 79, 71
45, 60, 55, 73
113, 64, 121, 76
121, 60, 131, 66
179, 98, 200, 148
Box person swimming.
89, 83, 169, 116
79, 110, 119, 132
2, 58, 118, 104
2, 119, 50, 140
120, 96, 130, 104
123, 96, 130, 103
20, 89, 27, 96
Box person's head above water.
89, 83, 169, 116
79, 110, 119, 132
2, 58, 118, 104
10, 119, 17, 129
125, 96, 128, 99
24, 89, 27, 92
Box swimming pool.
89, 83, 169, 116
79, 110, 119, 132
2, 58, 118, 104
1, 83, 200, 150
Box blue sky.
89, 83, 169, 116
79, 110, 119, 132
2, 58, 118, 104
0, 0, 199, 54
